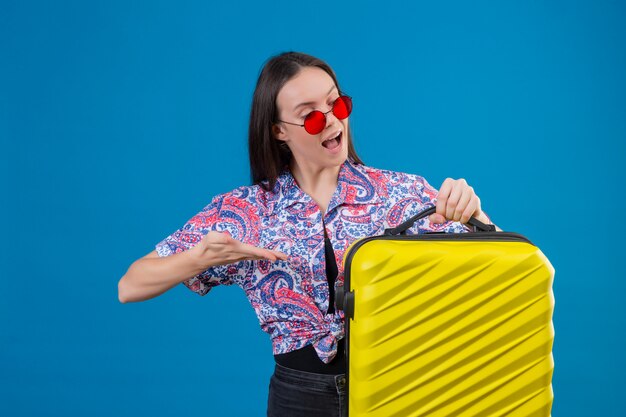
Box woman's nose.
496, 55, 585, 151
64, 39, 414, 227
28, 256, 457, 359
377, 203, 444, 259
324, 110, 341, 130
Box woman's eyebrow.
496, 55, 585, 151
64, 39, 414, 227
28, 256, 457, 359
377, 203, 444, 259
292, 85, 337, 112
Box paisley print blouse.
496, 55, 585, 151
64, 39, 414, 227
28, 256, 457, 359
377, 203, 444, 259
155, 158, 492, 364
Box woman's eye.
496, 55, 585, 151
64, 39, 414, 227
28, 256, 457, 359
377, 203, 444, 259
300, 99, 337, 118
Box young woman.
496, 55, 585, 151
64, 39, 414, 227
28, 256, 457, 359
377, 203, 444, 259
118, 51, 500, 417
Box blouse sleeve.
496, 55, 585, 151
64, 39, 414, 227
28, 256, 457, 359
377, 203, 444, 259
155, 194, 242, 296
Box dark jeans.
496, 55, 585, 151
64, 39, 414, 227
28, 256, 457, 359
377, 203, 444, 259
267, 363, 347, 417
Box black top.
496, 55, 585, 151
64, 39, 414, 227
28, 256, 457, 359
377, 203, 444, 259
325, 235, 338, 315
273, 224, 346, 374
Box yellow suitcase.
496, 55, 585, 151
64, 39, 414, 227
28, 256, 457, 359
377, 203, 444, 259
337, 205, 555, 417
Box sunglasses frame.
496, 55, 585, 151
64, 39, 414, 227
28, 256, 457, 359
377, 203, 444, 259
276, 93, 353, 135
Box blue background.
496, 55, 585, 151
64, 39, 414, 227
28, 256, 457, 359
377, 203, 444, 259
1, 1, 624, 416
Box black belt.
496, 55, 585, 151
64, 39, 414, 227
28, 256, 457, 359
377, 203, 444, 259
273, 234, 345, 374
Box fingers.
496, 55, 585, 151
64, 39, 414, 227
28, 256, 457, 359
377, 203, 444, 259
271, 250, 290, 261
199, 231, 289, 265
454, 186, 473, 222
436, 178, 453, 218
461, 200, 478, 224
460, 193, 482, 224
437, 178, 480, 223
243, 244, 277, 261
260, 249, 289, 262
239, 241, 288, 262
428, 213, 446, 224
445, 181, 464, 220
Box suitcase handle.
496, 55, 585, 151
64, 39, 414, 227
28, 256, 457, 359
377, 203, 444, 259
384, 204, 495, 236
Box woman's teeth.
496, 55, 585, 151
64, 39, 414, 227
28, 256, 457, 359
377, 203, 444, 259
322, 132, 342, 149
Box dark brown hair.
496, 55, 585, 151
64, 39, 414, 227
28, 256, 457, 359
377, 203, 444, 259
248, 51, 364, 191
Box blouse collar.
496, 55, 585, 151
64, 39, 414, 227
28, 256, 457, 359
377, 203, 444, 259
270, 158, 382, 215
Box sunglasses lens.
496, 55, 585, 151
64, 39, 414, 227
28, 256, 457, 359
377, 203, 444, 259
333, 96, 352, 119
303, 111, 326, 134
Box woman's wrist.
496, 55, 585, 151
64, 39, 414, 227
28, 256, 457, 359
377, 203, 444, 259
188, 243, 216, 270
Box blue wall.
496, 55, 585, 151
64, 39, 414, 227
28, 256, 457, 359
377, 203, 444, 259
1, 1, 624, 416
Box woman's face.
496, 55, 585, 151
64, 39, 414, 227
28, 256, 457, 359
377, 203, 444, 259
273, 66, 349, 170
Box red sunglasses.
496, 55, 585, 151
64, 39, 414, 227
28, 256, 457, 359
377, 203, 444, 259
276, 94, 353, 135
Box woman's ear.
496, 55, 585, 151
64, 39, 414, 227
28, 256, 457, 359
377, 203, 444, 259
272, 123, 286, 141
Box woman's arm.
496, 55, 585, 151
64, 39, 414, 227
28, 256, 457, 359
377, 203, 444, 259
118, 231, 288, 303
118, 248, 209, 303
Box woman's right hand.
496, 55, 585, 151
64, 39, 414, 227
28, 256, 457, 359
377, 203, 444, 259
190, 231, 289, 267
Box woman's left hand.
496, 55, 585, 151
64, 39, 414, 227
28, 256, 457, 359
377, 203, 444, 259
428, 178, 484, 224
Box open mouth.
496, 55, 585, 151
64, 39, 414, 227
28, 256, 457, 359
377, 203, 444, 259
321, 131, 342, 150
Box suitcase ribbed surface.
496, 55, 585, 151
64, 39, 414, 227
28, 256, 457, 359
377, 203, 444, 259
345, 239, 554, 417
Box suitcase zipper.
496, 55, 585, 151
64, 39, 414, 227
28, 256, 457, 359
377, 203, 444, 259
338, 232, 533, 319
345, 231, 533, 282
